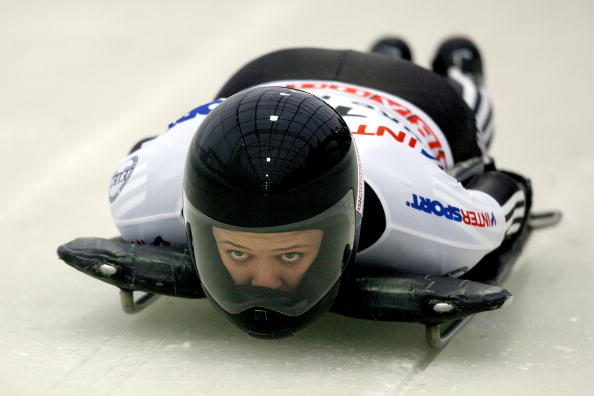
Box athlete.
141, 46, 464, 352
107, 37, 530, 337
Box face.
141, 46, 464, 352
212, 227, 323, 292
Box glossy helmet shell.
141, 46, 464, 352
184, 86, 361, 337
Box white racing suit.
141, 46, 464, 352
109, 72, 526, 277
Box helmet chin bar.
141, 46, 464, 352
206, 281, 341, 339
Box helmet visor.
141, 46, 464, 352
184, 190, 356, 316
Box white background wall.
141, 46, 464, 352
1, 1, 592, 395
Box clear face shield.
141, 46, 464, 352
183, 190, 356, 316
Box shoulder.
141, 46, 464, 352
108, 98, 226, 246
131, 98, 226, 160
166, 99, 225, 130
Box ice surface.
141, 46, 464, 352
1, 1, 593, 395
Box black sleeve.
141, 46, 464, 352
467, 171, 531, 238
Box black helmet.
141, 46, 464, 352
183, 86, 362, 338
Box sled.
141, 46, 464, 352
56, 209, 560, 349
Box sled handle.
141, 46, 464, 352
529, 210, 562, 229
119, 289, 160, 314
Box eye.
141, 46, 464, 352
279, 252, 303, 265
227, 250, 250, 263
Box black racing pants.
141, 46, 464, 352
217, 48, 482, 162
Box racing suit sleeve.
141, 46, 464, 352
354, 142, 529, 276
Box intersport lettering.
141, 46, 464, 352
406, 193, 496, 227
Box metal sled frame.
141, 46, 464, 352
120, 290, 160, 314
425, 316, 474, 349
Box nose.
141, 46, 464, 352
251, 264, 282, 290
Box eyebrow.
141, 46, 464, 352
271, 244, 312, 252
218, 241, 312, 252
219, 241, 252, 250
